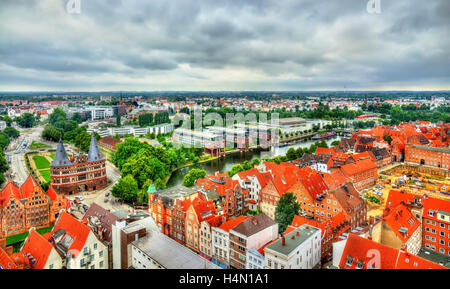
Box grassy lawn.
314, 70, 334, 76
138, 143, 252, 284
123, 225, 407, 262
50, 153, 55, 159
29, 141, 51, 150
33, 155, 51, 170
6, 226, 53, 246
40, 169, 51, 183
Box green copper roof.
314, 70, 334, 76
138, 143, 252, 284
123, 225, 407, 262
147, 184, 157, 194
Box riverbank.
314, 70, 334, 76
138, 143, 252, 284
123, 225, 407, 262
166, 136, 341, 187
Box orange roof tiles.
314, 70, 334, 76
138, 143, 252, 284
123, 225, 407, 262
51, 212, 91, 257
383, 204, 420, 243
351, 151, 375, 162
340, 159, 377, 177
340, 234, 446, 269
322, 170, 347, 191
21, 230, 54, 269
218, 215, 249, 232
315, 147, 335, 156
20, 175, 42, 199
46, 185, 57, 201
0, 181, 22, 206
0, 247, 17, 269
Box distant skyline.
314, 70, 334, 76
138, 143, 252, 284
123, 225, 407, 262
1, 0, 449, 91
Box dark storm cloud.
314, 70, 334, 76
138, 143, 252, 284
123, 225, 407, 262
0, 0, 449, 90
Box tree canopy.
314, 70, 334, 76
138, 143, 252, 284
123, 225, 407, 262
182, 168, 207, 187
275, 192, 301, 234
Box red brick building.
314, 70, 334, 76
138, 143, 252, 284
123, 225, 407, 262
196, 173, 249, 217
339, 159, 378, 191
98, 136, 122, 151
0, 176, 67, 238
386, 190, 450, 256
405, 144, 450, 170
50, 136, 107, 195
185, 194, 217, 253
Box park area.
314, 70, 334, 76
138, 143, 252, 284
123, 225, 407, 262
27, 152, 55, 183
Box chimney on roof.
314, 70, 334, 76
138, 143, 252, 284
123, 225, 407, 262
296, 231, 300, 237
369, 216, 374, 225
281, 236, 286, 246
252, 217, 258, 225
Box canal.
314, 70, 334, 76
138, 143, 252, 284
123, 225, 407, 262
166, 136, 341, 187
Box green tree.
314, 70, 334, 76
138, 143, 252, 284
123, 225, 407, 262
16, 113, 37, 128
228, 164, 245, 177
275, 192, 301, 233
0, 133, 10, 150
3, 127, 19, 139
383, 134, 393, 145
286, 148, 298, 161
182, 168, 207, 187
251, 158, 260, 167
112, 175, 139, 203
71, 112, 84, 124
113, 137, 148, 169
116, 114, 121, 127
42, 125, 64, 142
331, 140, 340, 146
49, 108, 67, 126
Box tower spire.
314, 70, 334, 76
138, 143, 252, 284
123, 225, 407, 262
51, 138, 72, 167
87, 134, 104, 162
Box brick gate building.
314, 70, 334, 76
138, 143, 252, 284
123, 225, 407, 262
50, 135, 107, 195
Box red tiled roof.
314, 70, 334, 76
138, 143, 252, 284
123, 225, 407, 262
192, 198, 217, 223
218, 215, 249, 232
236, 168, 259, 180
21, 230, 54, 269
396, 251, 446, 269
296, 169, 329, 200
331, 152, 350, 161
20, 175, 42, 199
339, 234, 402, 269
385, 190, 450, 221
0, 181, 22, 207
383, 204, 420, 243
340, 234, 446, 269
46, 185, 57, 201
351, 151, 375, 163
0, 247, 17, 269
315, 147, 335, 156
340, 159, 377, 177
322, 170, 347, 191
51, 212, 91, 257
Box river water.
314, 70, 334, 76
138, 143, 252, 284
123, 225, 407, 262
166, 136, 341, 187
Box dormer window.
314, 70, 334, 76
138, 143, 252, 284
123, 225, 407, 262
356, 260, 364, 269
345, 256, 354, 266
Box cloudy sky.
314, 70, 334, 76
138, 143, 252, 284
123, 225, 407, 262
0, 0, 449, 91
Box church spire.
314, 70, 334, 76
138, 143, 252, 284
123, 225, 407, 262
51, 138, 72, 167
87, 134, 104, 162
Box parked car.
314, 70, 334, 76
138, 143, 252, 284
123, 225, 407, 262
75, 196, 84, 201
82, 204, 89, 211
105, 192, 110, 197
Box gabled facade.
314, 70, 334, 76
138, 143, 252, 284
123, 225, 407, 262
0, 177, 67, 239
